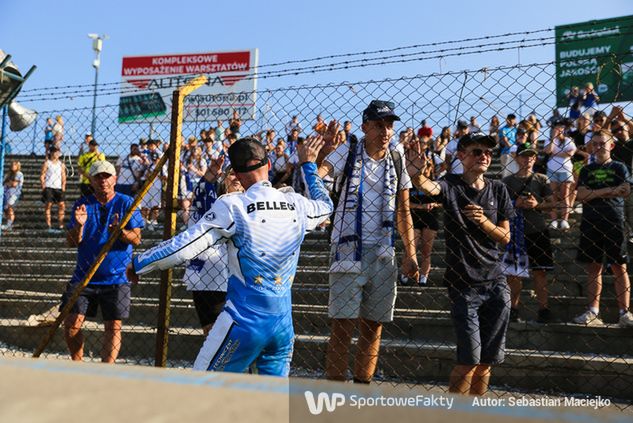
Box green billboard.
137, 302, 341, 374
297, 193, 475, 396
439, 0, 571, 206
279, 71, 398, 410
556, 15, 633, 107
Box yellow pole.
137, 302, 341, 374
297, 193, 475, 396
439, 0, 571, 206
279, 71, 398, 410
155, 75, 207, 367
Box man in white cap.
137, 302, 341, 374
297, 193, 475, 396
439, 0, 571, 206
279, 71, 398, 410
61, 161, 144, 363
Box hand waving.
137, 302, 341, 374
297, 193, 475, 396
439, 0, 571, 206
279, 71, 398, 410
320, 120, 342, 157
298, 135, 325, 164
74, 204, 88, 226
405, 140, 429, 178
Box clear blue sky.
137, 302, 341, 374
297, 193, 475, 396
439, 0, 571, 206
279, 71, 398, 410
3, 0, 631, 112
1, 0, 633, 154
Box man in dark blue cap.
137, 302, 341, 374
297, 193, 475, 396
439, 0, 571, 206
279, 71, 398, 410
317, 99, 419, 384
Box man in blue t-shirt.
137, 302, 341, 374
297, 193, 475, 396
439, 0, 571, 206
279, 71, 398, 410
498, 113, 517, 178
62, 160, 144, 363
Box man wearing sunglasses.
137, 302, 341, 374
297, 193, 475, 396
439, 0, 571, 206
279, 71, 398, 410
63, 161, 144, 363
407, 132, 514, 396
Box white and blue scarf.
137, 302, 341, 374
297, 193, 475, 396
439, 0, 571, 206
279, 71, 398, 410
329, 140, 399, 274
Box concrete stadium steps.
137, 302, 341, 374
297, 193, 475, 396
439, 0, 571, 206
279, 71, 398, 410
0, 274, 625, 324
0, 231, 593, 264
0, 249, 615, 298
0, 320, 630, 401
1, 291, 631, 357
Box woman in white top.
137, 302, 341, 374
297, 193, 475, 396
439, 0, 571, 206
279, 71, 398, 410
544, 120, 577, 230
40, 148, 67, 232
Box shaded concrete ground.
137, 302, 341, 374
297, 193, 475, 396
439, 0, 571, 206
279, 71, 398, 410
0, 357, 629, 423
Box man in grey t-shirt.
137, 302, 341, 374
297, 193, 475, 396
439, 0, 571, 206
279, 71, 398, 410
502, 142, 556, 324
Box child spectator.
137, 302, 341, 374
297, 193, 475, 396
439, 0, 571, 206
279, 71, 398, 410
2, 161, 24, 231
544, 119, 576, 230
573, 130, 633, 327
502, 142, 556, 323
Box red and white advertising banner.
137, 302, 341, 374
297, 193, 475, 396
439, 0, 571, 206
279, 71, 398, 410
119, 49, 258, 123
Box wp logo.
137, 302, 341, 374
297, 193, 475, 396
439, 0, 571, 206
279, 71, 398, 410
304, 391, 345, 415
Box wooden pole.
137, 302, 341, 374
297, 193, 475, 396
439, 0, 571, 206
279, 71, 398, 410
154, 75, 207, 367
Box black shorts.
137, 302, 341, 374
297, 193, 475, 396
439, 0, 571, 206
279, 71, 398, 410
60, 283, 131, 321
448, 278, 510, 365
191, 290, 227, 327
41, 188, 64, 204
411, 209, 440, 231
525, 230, 554, 271
577, 222, 628, 264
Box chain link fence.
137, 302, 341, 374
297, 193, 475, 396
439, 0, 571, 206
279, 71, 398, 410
1, 59, 633, 410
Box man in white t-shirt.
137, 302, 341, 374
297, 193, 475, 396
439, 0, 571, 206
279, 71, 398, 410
317, 100, 419, 385
115, 143, 147, 196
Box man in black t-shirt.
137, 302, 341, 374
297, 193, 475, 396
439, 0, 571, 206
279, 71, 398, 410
573, 129, 633, 328
408, 132, 514, 396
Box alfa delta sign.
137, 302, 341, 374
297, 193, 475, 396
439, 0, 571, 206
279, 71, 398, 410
555, 16, 633, 107
119, 49, 258, 123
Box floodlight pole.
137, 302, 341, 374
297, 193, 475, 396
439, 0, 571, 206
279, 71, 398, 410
88, 34, 108, 137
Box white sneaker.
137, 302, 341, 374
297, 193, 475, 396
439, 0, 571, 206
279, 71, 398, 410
559, 220, 570, 231
549, 220, 559, 230
572, 310, 603, 326
619, 311, 633, 328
